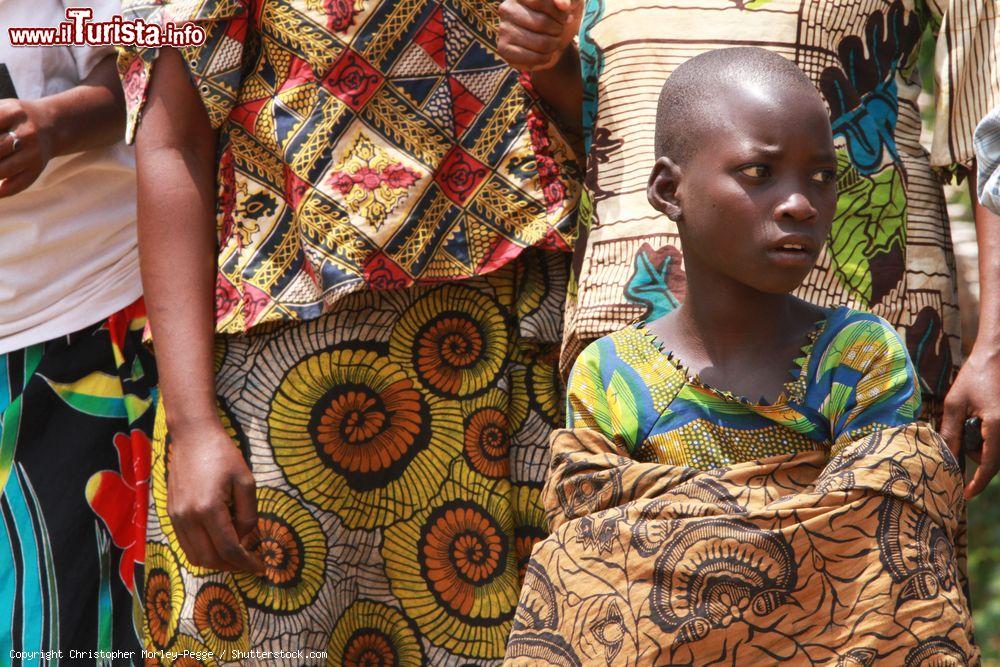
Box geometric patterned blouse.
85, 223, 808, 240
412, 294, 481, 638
567, 307, 922, 469
119, 0, 580, 334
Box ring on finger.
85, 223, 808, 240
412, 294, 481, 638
6, 131, 19, 154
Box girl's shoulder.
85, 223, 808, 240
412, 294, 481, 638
804, 306, 922, 438
567, 321, 688, 405
571, 322, 666, 374
565, 322, 685, 447
809, 306, 913, 374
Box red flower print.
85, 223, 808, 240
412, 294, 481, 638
86, 429, 152, 593
329, 164, 419, 196
102, 299, 147, 365
364, 253, 410, 290
241, 282, 273, 328
215, 274, 240, 322
527, 109, 565, 213
325, 0, 359, 32
218, 147, 237, 244
434, 147, 489, 205
121, 57, 149, 118
383, 164, 419, 189
321, 51, 384, 110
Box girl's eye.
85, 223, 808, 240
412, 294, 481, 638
739, 165, 770, 178
812, 169, 836, 184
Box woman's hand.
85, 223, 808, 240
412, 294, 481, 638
498, 0, 582, 72
941, 347, 1000, 498
166, 418, 265, 574
0, 99, 56, 197
0, 52, 124, 197
940, 168, 1000, 499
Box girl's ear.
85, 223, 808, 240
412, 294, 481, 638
647, 156, 683, 221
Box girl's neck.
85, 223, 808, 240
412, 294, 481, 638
674, 268, 802, 360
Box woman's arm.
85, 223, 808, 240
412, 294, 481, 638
136, 46, 263, 574
0, 51, 124, 196
529, 45, 583, 137
940, 165, 1000, 499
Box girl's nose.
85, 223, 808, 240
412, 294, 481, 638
774, 191, 817, 223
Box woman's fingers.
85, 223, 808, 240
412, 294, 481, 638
498, 4, 567, 71
206, 505, 267, 574
501, 23, 564, 55
0, 100, 26, 134
173, 517, 230, 571
517, 0, 573, 23
0, 125, 42, 197
172, 501, 264, 573
551, 0, 579, 13
229, 474, 267, 574
500, 0, 566, 34
232, 472, 259, 539
497, 0, 579, 70
0, 130, 18, 158
0, 149, 31, 181
967, 415, 1000, 498
497, 43, 560, 71
0, 171, 34, 197
939, 392, 966, 456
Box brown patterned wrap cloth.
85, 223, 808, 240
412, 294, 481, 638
505, 423, 976, 666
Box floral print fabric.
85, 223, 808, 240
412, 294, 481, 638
0, 299, 156, 664
118, 0, 579, 335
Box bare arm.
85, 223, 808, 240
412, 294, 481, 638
941, 164, 1000, 498
137, 46, 219, 435
0, 51, 124, 196
530, 45, 583, 137
136, 46, 263, 574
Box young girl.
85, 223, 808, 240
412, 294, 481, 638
505, 48, 974, 666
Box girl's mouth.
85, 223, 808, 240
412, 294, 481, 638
767, 244, 816, 267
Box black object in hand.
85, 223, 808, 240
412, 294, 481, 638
0, 65, 16, 99
964, 416, 984, 454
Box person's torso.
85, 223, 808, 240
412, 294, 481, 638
0, 0, 140, 353
198, 0, 580, 332
576, 306, 921, 470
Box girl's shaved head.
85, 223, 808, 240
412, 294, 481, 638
655, 47, 824, 164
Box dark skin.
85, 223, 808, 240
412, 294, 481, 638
135, 47, 264, 575
499, 6, 1000, 495
497, 0, 582, 132
942, 176, 1000, 498
644, 81, 837, 402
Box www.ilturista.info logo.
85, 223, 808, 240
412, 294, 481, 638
7, 8, 206, 47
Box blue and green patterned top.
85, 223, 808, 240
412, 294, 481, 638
567, 307, 922, 469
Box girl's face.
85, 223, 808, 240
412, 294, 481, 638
649, 81, 838, 294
